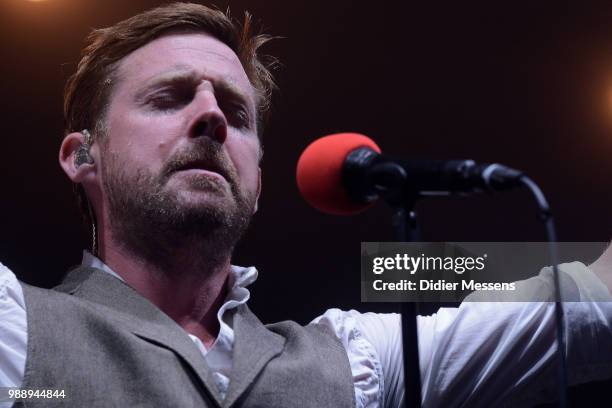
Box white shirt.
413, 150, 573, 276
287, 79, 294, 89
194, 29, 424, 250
1, 254, 612, 407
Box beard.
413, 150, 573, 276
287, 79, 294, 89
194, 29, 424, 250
101, 139, 257, 270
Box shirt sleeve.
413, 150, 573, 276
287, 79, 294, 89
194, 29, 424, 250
314, 262, 612, 408
311, 308, 385, 408
0, 262, 27, 392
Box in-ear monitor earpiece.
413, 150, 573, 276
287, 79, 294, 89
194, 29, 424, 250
74, 129, 95, 167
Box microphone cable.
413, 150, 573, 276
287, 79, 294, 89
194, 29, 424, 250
519, 176, 568, 408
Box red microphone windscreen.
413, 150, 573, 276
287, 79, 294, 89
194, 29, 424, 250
296, 133, 382, 215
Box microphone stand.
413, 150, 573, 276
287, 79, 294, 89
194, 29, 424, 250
392, 205, 423, 408
358, 158, 566, 408
381, 175, 567, 408
368, 161, 424, 408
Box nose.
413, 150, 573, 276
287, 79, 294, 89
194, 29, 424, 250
188, 91, 228, 143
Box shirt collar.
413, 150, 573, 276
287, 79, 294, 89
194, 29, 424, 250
81, 249, 258, 290
80, 249, 258, 314
80, 251, 258, 365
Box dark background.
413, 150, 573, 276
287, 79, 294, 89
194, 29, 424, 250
1, 0, 611, 405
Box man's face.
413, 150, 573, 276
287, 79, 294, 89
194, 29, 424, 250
98, 32, 261, 253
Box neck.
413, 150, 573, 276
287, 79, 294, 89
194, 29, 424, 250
97, 225, 232, 348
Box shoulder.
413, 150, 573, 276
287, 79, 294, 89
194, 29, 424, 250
265, 318, 344, 348
19, 279, 90, 313
19, 274, 128, 336
310, 309, 392, 407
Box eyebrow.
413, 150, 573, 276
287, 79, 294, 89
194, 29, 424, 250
135, 68, 255, 109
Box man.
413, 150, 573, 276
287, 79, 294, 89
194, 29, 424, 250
1, 2, 612, 407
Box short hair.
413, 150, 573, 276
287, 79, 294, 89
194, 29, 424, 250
64, 2, 276, 232
64, 2, 275, 140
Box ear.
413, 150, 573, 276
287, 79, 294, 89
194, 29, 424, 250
252, 167, 262, 214
59, 131, 99, 183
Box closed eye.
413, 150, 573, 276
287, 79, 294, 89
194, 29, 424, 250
223, 103, 251, 128
146, 87, 195, 111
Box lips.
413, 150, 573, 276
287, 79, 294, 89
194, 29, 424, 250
173, 160, 228, 181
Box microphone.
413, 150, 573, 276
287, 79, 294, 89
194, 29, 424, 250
296, 133, 524, 215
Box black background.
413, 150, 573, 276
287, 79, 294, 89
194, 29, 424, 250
1, 0, 611, 405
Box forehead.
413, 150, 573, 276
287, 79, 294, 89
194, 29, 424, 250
113, 32, 255, 103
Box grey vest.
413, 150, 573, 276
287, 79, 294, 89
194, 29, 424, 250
16, 266, 355, 407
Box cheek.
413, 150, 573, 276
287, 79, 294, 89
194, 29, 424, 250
240, 168, 260, 194
106, 112, 177, 167
230, 142, 261, 191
